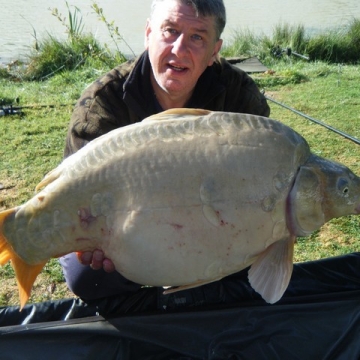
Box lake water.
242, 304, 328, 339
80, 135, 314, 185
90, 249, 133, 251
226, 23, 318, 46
1, 0, 359, 63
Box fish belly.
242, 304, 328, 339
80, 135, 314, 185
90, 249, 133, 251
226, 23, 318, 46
4, 113, 302, 286
91, 130, 294, 286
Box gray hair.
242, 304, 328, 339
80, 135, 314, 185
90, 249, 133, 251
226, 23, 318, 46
150, 0, 226, 40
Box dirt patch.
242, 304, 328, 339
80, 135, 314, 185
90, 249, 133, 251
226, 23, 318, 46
0, 179, 21, 210
1, 273, 75, 308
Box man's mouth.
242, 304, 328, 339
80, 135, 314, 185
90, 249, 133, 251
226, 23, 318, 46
168, 64, 187, 72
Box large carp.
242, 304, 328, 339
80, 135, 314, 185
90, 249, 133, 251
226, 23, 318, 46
1, 109, 360, 309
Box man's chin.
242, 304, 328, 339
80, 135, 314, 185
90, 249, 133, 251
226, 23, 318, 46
161, 80, 192, 95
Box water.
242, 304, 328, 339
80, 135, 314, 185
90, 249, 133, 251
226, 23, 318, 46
1, 0, 359, 63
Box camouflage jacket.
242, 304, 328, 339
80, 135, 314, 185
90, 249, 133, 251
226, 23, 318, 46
64, 51, 270, 157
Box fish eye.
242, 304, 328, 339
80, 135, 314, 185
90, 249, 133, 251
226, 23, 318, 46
337, 177, 349, 195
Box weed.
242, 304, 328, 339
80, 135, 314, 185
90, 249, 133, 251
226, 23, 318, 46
221, 19, 360, 65
51, 2, 85, 43
18, 2, 123, 80
91, 2, 135, 61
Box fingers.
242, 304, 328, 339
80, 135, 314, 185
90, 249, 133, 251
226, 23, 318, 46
76, 250, 116, 272
103, 258, 116, 273
77, 251, 93, 265
90, 249, 105, 270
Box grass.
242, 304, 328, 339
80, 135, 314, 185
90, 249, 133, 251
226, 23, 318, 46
222, 18, 360, 64
1, 61, 360, 307
0, 10, 360, 307
262, 63, 360, 262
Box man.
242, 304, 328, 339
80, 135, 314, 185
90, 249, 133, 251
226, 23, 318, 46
60, 0, 270, 301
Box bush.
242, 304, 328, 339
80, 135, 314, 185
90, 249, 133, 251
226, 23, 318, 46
19, 1, 129, 80
24, 34, 111, 80
306, 20, 360, 63
222, 19, 360, 65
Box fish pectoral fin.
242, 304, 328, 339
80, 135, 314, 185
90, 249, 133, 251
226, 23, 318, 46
162, 277, 222, 295
248, 236, 295, 304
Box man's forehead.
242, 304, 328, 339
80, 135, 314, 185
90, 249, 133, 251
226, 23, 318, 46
151, 1, 216, 31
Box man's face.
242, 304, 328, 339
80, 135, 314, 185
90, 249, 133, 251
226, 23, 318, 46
145, 0, 223, 106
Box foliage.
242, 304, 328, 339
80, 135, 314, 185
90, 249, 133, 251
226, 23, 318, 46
306, 18, 360, 63
14, 1, 129, 80
51, 1, 85, 42
221, 23, 308, 63
91, 2, 135, 63
24, 34, 108, 80
221, 18, 360, 65
0, 4, 358, 81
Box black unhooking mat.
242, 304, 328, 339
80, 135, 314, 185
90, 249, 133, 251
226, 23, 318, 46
1, 253, 360, 360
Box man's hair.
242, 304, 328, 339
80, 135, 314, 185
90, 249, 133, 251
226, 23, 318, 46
150, 0, 226, 40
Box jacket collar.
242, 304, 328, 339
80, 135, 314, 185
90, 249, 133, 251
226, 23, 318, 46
123, 51, 225, 119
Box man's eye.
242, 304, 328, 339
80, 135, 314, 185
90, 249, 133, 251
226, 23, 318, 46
164, 28, 177, 35
192, 34, 203, 41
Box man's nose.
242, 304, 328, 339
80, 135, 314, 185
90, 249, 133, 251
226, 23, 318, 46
172, 34, 189, 55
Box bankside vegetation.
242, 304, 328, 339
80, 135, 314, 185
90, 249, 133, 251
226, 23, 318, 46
1, 2, 359, 80
0, 4, 359, 307
222, 18, 360, 64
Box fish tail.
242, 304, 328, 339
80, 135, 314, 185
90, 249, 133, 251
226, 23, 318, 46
0, 208, 46, 310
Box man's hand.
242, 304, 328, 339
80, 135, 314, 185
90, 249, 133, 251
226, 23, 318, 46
76, 250, 116, 273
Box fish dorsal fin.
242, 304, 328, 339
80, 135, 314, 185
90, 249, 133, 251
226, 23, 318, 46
143, 108, 211, 122
248, 236, 295, 304
35, 166, 62, 192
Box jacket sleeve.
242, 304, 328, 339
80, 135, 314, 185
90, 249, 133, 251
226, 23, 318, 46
63, 67, 134, 158
216, 58, 270, 117
238, 72, 270, 117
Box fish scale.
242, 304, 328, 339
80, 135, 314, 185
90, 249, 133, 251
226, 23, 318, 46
1, 108, 360, 309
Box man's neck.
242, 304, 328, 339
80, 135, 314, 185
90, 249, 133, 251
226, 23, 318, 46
155, 92, 191, 110
151, 74, 193, 110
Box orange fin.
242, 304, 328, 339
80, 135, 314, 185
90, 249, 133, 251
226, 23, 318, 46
0, 208, 17, 265
12, 255, 46, 310
0, 208, 46, 310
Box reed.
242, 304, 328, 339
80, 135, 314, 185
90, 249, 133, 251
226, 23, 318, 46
22, 1, 127, 80
222, 18, 360, 64
307, 18, 360, 63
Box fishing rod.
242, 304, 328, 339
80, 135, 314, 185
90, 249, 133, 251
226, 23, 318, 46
271, 46, 310, 61
0, 103, 75, 116
265, 95, 360, 146
3, 95, 359, 146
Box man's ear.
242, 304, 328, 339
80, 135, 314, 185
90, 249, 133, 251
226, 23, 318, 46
144, 19, 151, 49
208, 39, 223, 65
